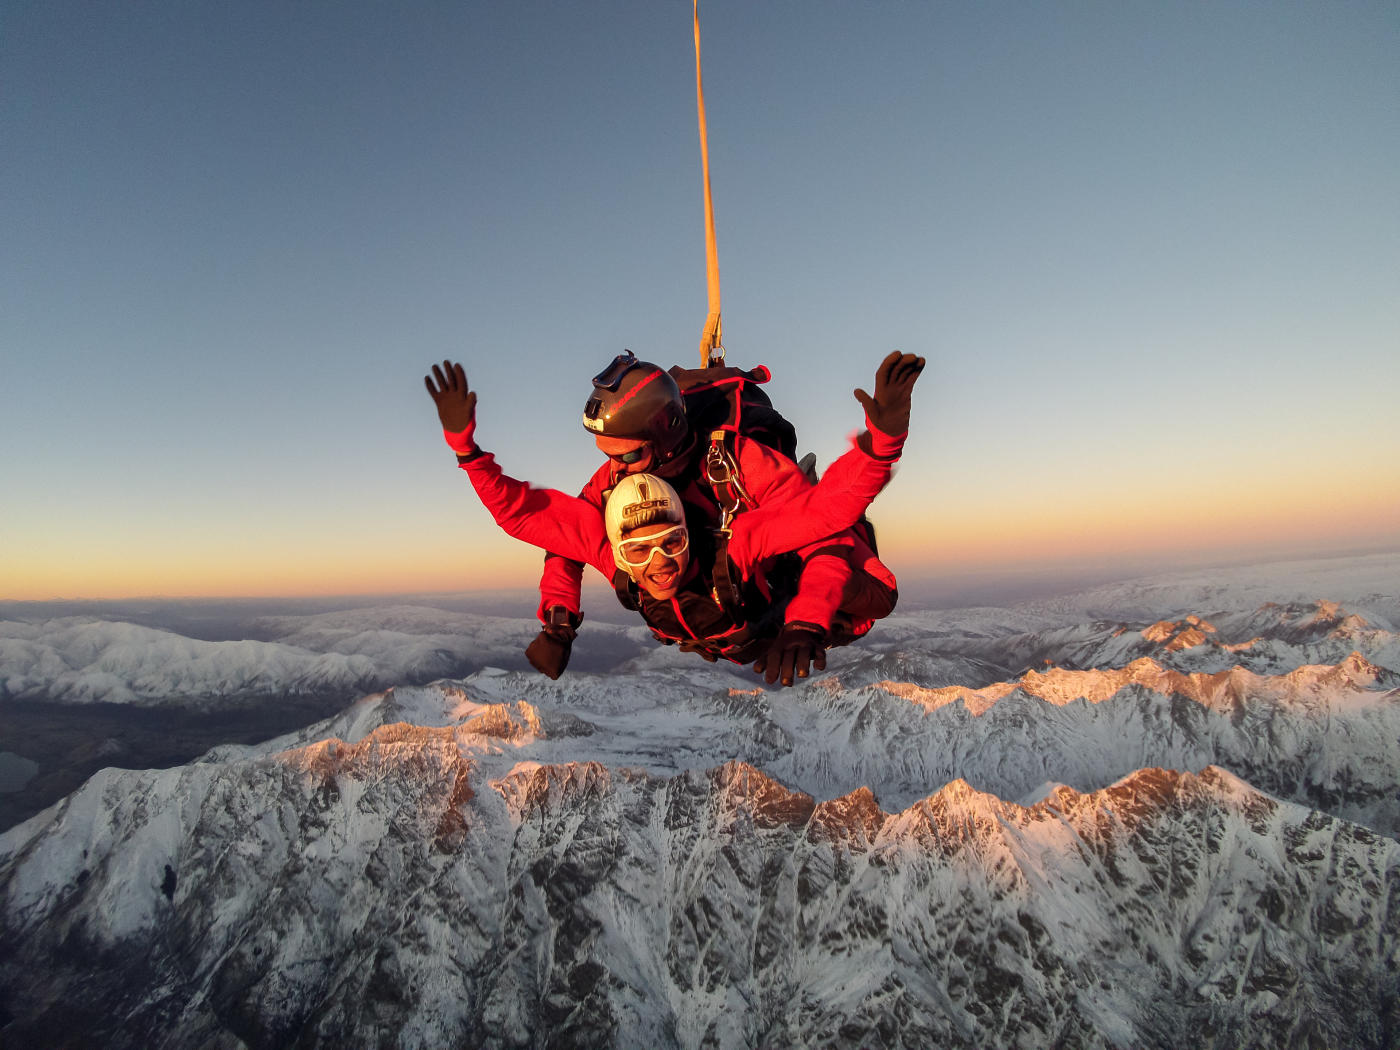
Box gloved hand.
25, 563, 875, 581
754, 621, 828, 687
678, 639, 719, 663
525, 607, 581, 680
854, 351, 925, 458
424, 360, 479, 456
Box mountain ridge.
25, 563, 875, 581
3, 730, 1396, 1049
3, 555, 1399, 1048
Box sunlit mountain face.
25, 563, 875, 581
2, 555, 1398, 1048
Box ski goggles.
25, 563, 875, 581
606, 444, 651, 466
616, 524, 689, 567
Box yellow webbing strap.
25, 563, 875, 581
694, 0, 724, 367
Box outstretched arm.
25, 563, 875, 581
731, 351, 926, 566
422, 360, 614, 573
425, 361, 615, 681
745, 351, 923, 687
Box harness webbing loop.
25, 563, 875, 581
704, 429, 751, 533
694, 0, 723, 368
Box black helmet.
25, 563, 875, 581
582, 351, 688, 461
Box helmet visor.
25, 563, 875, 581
616, 524, 689, 568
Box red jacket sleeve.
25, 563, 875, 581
458, 452, 616, 582
726, 436, 813, 511
725, 438, 898, 567
728, 431, 904, 630
784, 547, 854, 628
713, 438, 841, 632
535, 462, 615, 620
537, 554, 585, 621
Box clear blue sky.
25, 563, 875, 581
3, 0, 1397, 600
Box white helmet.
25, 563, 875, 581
604, 474, 687, 574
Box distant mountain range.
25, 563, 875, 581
2, 553, 1398, 1048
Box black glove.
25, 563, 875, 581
854, 351, 925, 453
424, 360, 479, 455
525, 607, 581, 680
678, 639, 719, 663
753, 621, 828, 687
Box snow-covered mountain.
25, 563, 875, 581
0, 608, 650, 707
2, 553, 1399, 1048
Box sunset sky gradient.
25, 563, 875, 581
3, 0, 1397, 602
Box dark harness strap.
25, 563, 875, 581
704, 429, 754, 619
612, 569, 642, 611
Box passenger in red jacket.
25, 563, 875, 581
424, 353, 923, 684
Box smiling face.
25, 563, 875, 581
617, 521, 690, 600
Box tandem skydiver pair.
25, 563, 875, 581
423, 349, 924, 686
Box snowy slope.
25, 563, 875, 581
1, 740, 1395, 1049
0, 607, 650, 706
1018, 551, 1400, 624
2, 553, 1399, 1049
187, 641, 1400, 840
0, 617, 384, 705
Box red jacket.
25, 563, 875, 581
459, 432, 902, 652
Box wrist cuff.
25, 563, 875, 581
542, 605, 582, 631
443, 426, 478, 456
862, 416, 907, 461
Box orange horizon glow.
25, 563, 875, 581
878, 457, 1400, 572
1, 535, 548, 603
6, 479, 1396, 603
